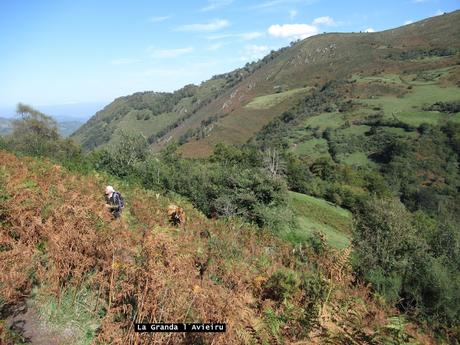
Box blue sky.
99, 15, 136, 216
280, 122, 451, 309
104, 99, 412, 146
0, 0, 458, 109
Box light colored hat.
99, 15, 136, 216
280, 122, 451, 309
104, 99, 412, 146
105, 185, 115, 195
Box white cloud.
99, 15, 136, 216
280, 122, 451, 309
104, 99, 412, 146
246, 44, 270, 55
312, 16, 335, 26
364, 28, 375, 33
268, 23, 319, 39
201, 0, 234, 12
176, 19, 229, 32
251, 0, 289, 9
110, 58, 140, 65
404, 20, 414, 25
434, 9, 444, 16
289, 10, 298, 19
148, 47, 194, 58
206, 31, 264, 41
240, 44, 271, 61
412, 0, 428, 3
149, 16, 171, 23
241, 32, 264, 40
267, 15, 336, 40
251, 0, 316, 10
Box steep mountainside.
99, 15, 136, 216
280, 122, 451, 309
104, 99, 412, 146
71, 73, 251, 150
72, 11, 460, 156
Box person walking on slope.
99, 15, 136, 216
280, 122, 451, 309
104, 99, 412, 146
105, 185, 124, 219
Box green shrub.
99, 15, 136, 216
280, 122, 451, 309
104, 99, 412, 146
263, 268, 300, 301
352, 198, 419, 301
365, 268, 403, 303
299, 271, 328, 331
0, 136, 6, 150
353, 197, 460, 332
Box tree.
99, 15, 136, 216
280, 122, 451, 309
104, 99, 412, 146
108, 130, 150, 176
6, 103, 82, 164
93, 130, 151, 178
9, 103, 59, 155
310, 157, 336, 180
285, 153, 312, 193
263, 147, 286, 179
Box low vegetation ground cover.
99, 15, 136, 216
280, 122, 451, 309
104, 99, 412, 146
0, 149, 429, 344
285, 192, 352, 249
244, 87, 311, 110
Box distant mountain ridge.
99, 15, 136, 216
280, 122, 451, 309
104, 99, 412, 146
72, 10, 460, 155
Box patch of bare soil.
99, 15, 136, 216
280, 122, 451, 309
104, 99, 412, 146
7, 304, 76, 345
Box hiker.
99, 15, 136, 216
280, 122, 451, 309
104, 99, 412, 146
105, 185, 124, 219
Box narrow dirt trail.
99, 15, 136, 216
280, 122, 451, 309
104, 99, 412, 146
7, 305, 75, 345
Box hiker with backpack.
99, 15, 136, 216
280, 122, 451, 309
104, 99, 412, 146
105, 185, 124, 219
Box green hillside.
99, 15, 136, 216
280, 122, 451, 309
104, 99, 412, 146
285, 192, 352, 249
183, 11, 460, 156
72, 11, 460, 156
71, 68, 258, 151
277, 64, 460, 168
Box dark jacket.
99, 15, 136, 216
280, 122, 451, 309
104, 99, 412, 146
108, 191, 123, 218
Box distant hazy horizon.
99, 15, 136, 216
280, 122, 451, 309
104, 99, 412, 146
0, 101, 107, 121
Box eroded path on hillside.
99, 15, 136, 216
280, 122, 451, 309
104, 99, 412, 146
7, 304, 73, 345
